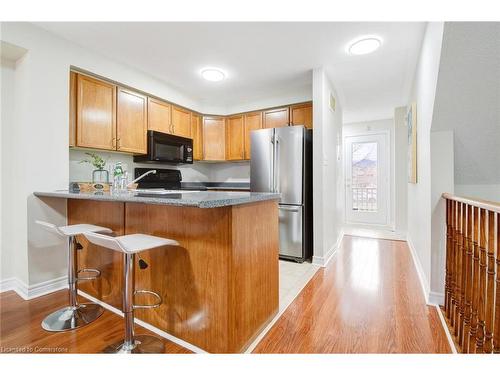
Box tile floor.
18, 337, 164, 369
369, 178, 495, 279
279, 260, 320, 311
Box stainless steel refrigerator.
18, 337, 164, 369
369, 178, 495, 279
250, 125, 312, 262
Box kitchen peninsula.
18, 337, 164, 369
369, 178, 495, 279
34, 190, 280, 353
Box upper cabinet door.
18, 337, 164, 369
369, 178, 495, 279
263, 107, 289, 128
290, 102, 313, 129
117, 87, 148, 154
69, 71, 77, 147
76, 74, 116, 150
203, 117, 225, 161
226, 115, 245, 161
171, 106, 192, 138
243, 111, 262, 160
148, 97, 172, 134
191, 113, 203, 160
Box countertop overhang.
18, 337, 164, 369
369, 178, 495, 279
34, 190, 280, 208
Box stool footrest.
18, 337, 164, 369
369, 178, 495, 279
77, 268, 101, 281
133, 290, 162, 310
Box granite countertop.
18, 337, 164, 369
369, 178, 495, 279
34, 190, 280, 208
181, 182, 250, 191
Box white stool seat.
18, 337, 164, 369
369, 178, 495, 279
83, 232, 179, 254
36, 220, 112, 237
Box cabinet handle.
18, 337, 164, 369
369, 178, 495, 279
117, 138, 121, 149
112, 138, 116, 148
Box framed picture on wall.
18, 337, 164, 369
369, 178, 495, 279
407, 102, 417, 183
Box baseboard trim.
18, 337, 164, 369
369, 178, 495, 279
428, 291, 445, 306
435, 305, 458, 353
0, 276, 67, 300
406, 235, 431, 305
77, 290, 207, 354
312, 230, 344, 267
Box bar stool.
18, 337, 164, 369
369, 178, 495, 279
83, 231, 178, 354
35, 220, 112, 331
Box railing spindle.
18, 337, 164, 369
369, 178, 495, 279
441, 194, 499, 354
444, 199, 453, 319
494, 214, 500, 354
484, 211, 496, 353
468, 206, 480, 353
476, 208, 487, 353
462, 204, 473, 351
458, 202, 467, 346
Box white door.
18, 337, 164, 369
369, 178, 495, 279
345, 133, 389, 225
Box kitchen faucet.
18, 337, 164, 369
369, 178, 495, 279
128, 170, 157, 187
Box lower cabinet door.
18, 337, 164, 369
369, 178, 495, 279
278, 205, 303, 259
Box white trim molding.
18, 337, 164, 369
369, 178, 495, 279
0, 276, 67, 300
312, 230, 344, 267
428, 291, 445, 306
406, 235, 431, 304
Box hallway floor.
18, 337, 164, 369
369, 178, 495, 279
253, 235, 452, 353
0, 236, 452, 353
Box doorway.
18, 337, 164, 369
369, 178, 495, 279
344, 133, 389, 226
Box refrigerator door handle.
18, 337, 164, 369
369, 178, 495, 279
269, 138, 274, 192
279, 206, 300, 212
274, 137, 280, 193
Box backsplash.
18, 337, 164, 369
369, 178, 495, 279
69, 149, 250, 184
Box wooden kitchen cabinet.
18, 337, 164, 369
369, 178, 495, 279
171, 105, 192, 138
290, 102, 313, 129
191, 113, 203, 160
263, 107, 289, 128
117, 87, 148, 154
76, 74, 116, 150
226, 115, 245, 160
203, 116, 225, 161
147, 97, 172, 134
243, 111, 262, 159
69, 71, 77, 147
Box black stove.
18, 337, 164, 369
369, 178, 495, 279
134, 168, 187, 190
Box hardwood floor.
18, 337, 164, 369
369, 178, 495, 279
0, 290, 191, 353
0, 235, 452, 354
253, 235, 452, 353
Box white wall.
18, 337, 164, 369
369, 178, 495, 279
69, 149, 213, 184
432, 23, 500, 189
1, 59, 16, 281
406, 22, 445, 301
312, 67, 343, 266
69, 149, 249, 184
454, 184, 500, 202
394, 107, 408, 234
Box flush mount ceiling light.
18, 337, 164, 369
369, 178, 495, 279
201, 68, 226, 82
347, 37, 382, 55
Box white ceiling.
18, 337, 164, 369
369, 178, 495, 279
35, 22, 426, 122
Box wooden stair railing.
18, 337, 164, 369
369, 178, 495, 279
442, 193, 500, 353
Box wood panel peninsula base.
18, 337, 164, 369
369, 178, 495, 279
67, 198, 279, 353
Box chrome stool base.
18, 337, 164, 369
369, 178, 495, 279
41, 303, 104, 332
103, 335, 165, 354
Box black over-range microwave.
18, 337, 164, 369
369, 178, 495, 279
134, 130, 193, 164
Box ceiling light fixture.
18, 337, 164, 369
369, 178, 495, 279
347, 37, 382, 55
201, 68, 226, 82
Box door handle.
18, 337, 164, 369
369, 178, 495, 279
279, 206, 300, 212
274, 137, 280, 193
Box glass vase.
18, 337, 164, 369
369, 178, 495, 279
92, 169, 109, 184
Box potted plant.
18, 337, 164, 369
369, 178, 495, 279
79, 152, 109, 184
